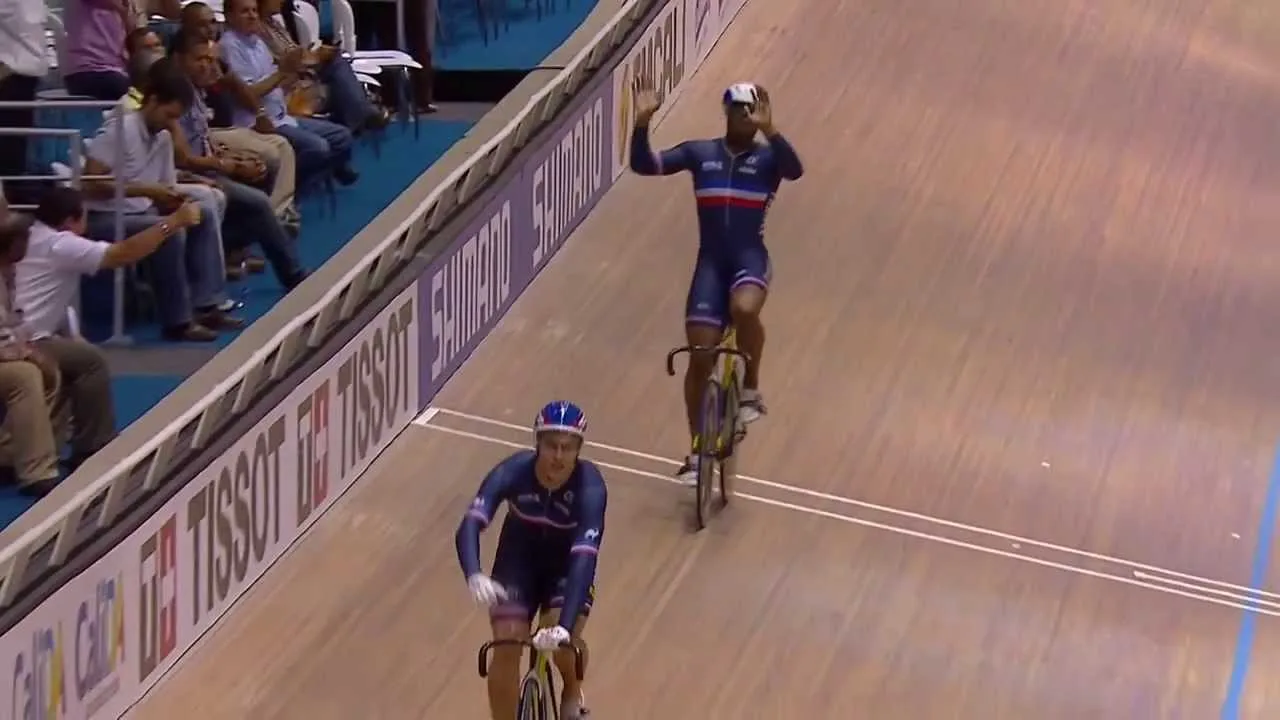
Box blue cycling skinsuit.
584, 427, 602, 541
628, 127, 804, 329
455, 450, 608, 631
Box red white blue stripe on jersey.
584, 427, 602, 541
507, 504, 578, 530
695, 187, 771, 209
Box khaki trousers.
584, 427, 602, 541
210, 127, 297, 215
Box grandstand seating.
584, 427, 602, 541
0, 0, 598, 528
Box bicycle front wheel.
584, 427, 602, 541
695, 380, 722, 530
718, 374, 740, 504
517, 673, 546, 720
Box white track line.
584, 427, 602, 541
411, 415, 1280, 616
423, 406, 1279, 602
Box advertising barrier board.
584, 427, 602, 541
421, 61, 615, 403
0, 288, 420, 719
0, 0, 757, 714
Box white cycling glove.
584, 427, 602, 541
467, 574, 508, 607
531, 625, 571, 651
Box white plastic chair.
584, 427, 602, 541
288, 5, 320, 48
288, 7, 379, 82
328, 0, 423, 71
326, 0, 423, 127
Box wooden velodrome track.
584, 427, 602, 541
127, 0, 1280, 717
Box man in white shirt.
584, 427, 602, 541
0, 0, 51, 205
17, 186, 200, 471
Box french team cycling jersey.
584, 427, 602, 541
628, 127, 804, 253
455, 450, 608, 631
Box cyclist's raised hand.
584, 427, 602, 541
633, 79, 661, 127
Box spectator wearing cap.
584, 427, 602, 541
170, 31, 307, 289
80, 58, 243, 342
0, 0, 51, 206
0, 200, 64, 497
220, 0, 359, 191
16, 188, 198, 472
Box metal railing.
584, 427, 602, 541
0, 0, 655, 608
0, 98, 136, 345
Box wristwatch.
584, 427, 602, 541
158, 221, 173, 236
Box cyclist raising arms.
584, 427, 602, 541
455, 401, 606, 720
628, 81, 804, 485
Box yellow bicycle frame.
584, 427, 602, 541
692, 327, 741, 456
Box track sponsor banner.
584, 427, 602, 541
609, 0, 755, 181
609, 0, 689, 180
420, 70, 615, 403
0, 286, 420, 720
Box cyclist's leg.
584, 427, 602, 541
681, 252, 729, 483
542, 579, 595, 719
728, 246, 771, 422
486, 542, 538, 719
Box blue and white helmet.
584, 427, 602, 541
723, 82, 759, 109
534, 401, 588, 440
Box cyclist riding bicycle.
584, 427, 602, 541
628, 80, 804, 485
455, 401, 607, 720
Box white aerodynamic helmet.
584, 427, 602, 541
722, 82, 759, 108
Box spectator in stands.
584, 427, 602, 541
80, 60, 244, 342
16, 188, 196, 471
260, 0, 389, 132
176, 5, 301, 229
0, 0, 51, 206
221, 0, 360, 189
170, 32, 308, 289
0, 200, 63, 497
121, 47, 163, 109
126, 26, 165, 58
122, 55, 234, 289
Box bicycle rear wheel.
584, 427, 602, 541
694, 379, 722, 530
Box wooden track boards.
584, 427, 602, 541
128, 0, 1280, 716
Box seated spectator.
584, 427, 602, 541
119, 55, 234, 297
0, 0, 51, 206
220, 0, 359, 190
15, 188, 196, 472
0, 201, 63, 497
259, 0, 389, 133
121, 47, 163, 109
179, 3, 300, 226
126, 25, 165, 58
170, 32, 307, 289
80, 61, 244, 342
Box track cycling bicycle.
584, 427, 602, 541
478, 637, 586, 720
666, 325, 750, 531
